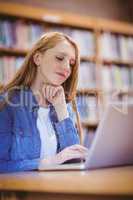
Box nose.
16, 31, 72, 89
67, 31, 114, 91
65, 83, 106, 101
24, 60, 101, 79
63, 60, 70, 73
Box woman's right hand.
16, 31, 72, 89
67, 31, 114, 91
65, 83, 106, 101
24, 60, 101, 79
38, 144, 88, 170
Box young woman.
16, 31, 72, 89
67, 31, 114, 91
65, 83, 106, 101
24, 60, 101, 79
0, 32, 88, 173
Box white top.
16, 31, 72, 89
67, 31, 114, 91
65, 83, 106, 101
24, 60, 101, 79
37, 106, 57, 159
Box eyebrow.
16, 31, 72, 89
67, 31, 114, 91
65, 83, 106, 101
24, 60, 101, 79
57, 52, 76, 62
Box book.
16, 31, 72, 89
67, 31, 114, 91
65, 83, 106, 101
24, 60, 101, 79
100, 32, 133, 61
76, 94, 98, 123
0, 56, 24, 84
78, 62, 96, 89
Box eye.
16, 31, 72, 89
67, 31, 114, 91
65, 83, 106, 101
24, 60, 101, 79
70, 61, 75, 68
56, 56, 64, 61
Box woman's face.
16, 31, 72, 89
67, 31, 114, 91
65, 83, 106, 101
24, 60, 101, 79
38, 40, 76, 86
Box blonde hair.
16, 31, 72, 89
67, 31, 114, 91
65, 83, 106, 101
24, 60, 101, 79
0, 32, 83, 143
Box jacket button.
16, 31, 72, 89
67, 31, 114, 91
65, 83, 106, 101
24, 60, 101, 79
19, 131, 23, 135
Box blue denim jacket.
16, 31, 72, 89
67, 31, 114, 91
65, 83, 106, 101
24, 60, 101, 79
0, 88, 79, 173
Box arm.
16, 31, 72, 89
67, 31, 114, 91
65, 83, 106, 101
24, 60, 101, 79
42, 85, 80, 151
54, 103, 80, 151
0, 103, 40, 173
0, 159, 40, 173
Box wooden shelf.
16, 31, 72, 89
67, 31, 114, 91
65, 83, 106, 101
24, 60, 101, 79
82, 121, 98, 128
77, 88, 133, 97
0, 2, 97, 30
0, 2, 133, 34
0, 2, 133, 35
77, 88, 100, 95
0, 47, 27, 56
1, 47, 132, 67
102, 88, 133, 95
114, 89, 133, 95
80, 56, 96, 62
101, 59, 133, 66
77, 88, 133, 96
0, 48, 96, 63
98, 18, 133, 35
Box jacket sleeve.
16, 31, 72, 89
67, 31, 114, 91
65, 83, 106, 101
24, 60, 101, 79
54, 103, 80, 151
0, 99, 40, 173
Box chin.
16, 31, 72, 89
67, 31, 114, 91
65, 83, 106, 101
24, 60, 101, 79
52, 76, 67, 85
49, 80, 63, 86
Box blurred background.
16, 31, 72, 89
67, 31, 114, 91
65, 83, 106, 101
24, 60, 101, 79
0, 0, 133, 147
0, 0, 133, 22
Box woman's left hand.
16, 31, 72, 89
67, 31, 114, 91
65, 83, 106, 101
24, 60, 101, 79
42, 85, 69, 121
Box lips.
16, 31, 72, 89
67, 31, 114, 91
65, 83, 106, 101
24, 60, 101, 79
55, 72, 67, 78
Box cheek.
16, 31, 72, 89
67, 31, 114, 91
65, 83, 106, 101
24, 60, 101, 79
67, 68, 72, 76
54, 64, 60, 70
42, 60, 55, 73
64, 71, 71, 82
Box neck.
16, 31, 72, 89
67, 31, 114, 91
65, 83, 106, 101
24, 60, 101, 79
31, 74, 48, 108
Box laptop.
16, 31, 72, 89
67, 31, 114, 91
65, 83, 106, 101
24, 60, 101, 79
39, 102, 133, 171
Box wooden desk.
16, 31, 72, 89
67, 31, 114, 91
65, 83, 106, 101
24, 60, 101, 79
0, 166, 133, 200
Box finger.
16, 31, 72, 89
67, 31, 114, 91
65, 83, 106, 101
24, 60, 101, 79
45, 85, 52, 101
71, 144, 88, 150
42, 85, 47, 99
64, 152, 87, 161
64, 149, 87, 158
57, 86, 64, 95
58, 148, 88, 163
71, 149, 88, 157
42, 85, 45, 96
51, 87, 59, 98
68, 145, 88, 152
47, 85, 53, 100
72, 145, 88, 151
49, 86, 58, 100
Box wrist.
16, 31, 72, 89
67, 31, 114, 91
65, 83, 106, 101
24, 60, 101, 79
55, 104, 69, 121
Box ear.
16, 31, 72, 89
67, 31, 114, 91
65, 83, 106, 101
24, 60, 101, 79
33, 52, 42, 66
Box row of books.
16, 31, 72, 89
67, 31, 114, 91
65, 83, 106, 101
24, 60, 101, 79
70, 29, 95, 57
1, 56, 133, 92
78, 63, 133, 91
77, 62, 96, 89
76, 95, 99, 123
0, 20, 44, 50
100, 33, 133, 61
46, 26, 96, 57
0, 56, 96, 87
1, 20, 133, 61
0, 56, 24, 83
81, 93, 133, 148
83, 127, 95, 149
103, 92, 133, 104
0, 20, 95, 57
101, 65, 133, 91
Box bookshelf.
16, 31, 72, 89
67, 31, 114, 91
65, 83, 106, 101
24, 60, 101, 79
0, 2, 133, 147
